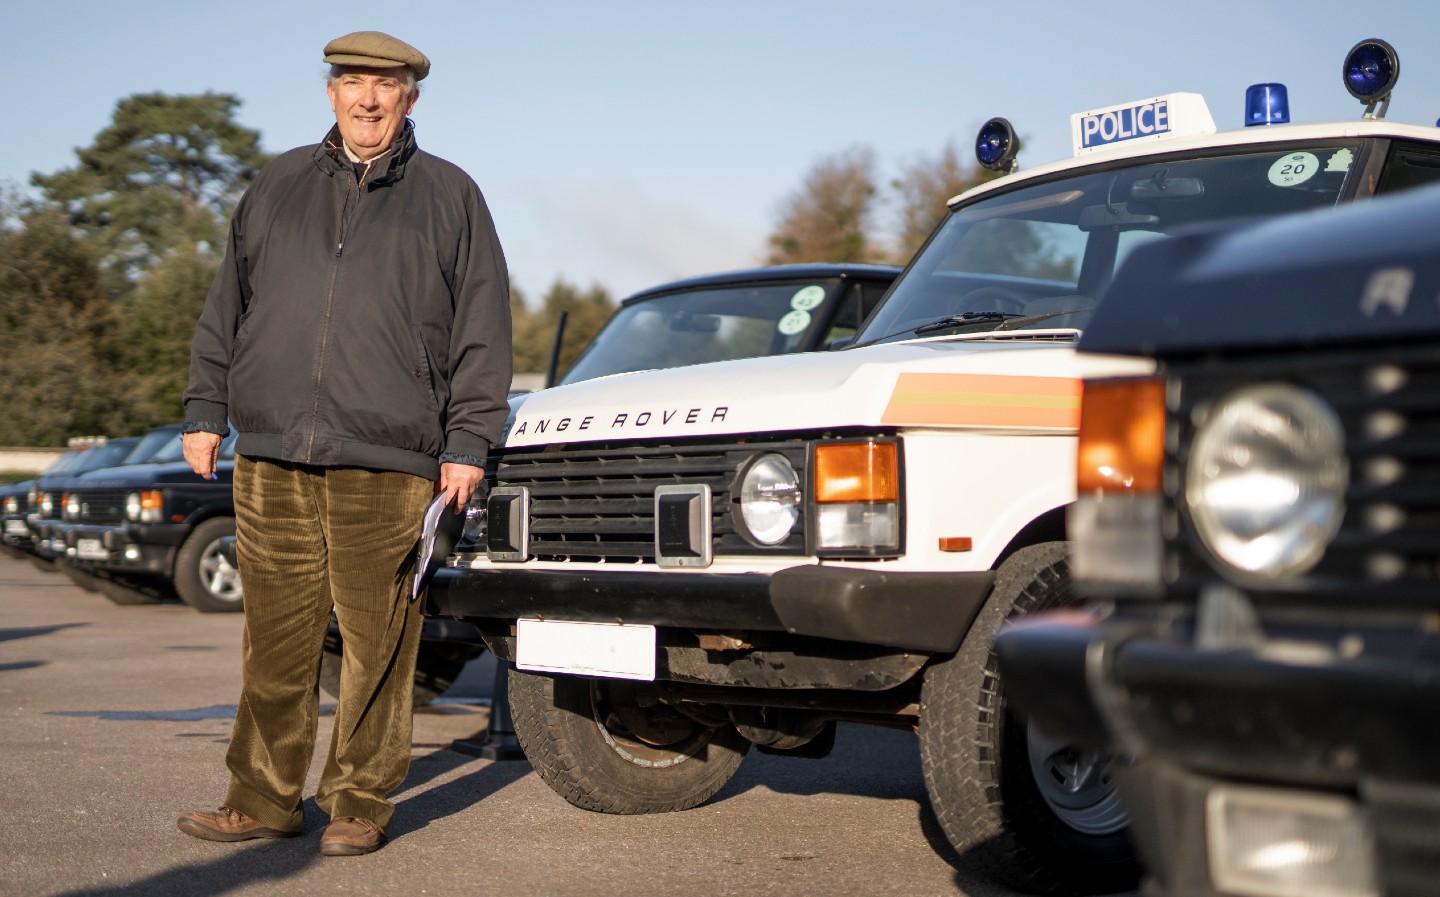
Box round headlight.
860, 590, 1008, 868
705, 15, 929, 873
64, 494, 80, 520
1186, 384, 1348, 577
39, 494, 54, 516
125, 492, 141, 521
738, 453, 801, 546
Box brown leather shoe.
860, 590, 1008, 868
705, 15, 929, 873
320, 816, 386, 856
177, 806, 301, 842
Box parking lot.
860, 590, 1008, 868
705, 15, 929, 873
0, 551, 1072, 897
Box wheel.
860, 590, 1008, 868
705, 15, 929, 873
919, 542, 1138, 896
509, 668, 749, 814
318, 635, 475, 707
62, 565, 101, 592
95, 573, 162, 606
174, 517, 242, 612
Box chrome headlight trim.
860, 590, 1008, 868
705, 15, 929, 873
1186, 384, 1348, 578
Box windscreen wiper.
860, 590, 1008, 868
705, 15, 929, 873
992, 307, 1091, 331
913, 311, 1019, 335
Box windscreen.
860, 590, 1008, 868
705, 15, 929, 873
559, 281, 836, 385
856, 143, 1360, 345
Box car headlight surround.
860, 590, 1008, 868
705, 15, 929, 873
736, 453, 801, 546
1186, 384, 1347, 578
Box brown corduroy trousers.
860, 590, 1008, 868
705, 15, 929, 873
221, 456, 434, 833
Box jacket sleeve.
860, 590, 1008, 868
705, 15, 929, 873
442, 181, 513, 462
183, 193, 251, 430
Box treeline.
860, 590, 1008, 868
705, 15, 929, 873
1, 93, 995, 446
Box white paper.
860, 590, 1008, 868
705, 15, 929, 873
411, 493, 450, 603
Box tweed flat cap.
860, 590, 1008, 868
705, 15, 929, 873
323, 31, 430, 81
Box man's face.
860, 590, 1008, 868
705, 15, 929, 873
326, 67, 418, 160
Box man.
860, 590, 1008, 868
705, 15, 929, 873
177, 31, 511, 857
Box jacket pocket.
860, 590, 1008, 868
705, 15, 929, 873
410, 326, 440, 412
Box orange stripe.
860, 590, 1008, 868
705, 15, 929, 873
882, 373, 1081, 429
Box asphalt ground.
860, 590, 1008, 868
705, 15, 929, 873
0, 550, 1113, 897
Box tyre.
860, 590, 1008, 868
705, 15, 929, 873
318, 635, 474, 707
62, 565, 101, 592
95, 574, 162, 606
174, 517, 242, 613
509, 668, 749, 814
919, 542, 1138, 897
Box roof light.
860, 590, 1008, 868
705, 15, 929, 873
1244, 83, 1290, 126
975, 118, 1018, 173
1343, 38, 1399, 119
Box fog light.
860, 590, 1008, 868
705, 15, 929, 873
123, 545, 141, 561
1206, 786, 1377, 897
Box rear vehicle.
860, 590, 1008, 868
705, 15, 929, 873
27, 437, 142, 566
425, 41, 1440, 895
998, 184, 1440, 896
61, 429, 240, 611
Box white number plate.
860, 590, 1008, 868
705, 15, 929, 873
4, 519, 29, 536
516, 619, 656, 681
75, 538, 108, 560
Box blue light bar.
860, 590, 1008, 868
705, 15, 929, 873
1244, 83, 1290, 126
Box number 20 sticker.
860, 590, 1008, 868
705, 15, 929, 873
1268, 152, 1319, 187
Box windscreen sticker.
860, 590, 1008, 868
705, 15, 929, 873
1325, 148, 1355, 173
790, 285, 827, 311
1268, 152, 1319, 187
777, 309, 811, 336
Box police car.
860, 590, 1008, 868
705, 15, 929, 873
427, 39, 1438, 895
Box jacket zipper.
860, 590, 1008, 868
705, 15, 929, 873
307, 162, 368, 461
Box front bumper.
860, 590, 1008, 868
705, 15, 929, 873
427, 562, 995, 655
60, 523, 183, 574
996, 611, 1440, 896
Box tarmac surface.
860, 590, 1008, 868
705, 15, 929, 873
0, 549, 1119, 897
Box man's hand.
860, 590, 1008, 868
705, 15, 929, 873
438, 462, 483, 513
182, 431, 222, 480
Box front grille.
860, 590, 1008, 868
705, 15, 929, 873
492, 438, 813, 563
1169, 343, 1440, 606
72, 490, 128, 526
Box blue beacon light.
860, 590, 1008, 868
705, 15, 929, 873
975, 118, 1018, 172
1244, 83, 1289, 126
1343, 38, 1399, 119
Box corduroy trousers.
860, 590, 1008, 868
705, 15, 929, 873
220, 456, 434, 833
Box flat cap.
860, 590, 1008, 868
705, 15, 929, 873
323, 31, 430, 81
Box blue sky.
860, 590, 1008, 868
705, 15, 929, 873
6, 1, 1439, 301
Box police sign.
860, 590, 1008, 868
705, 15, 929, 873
1071, 93, 1216, 156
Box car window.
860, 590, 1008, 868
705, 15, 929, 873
559, 281, 839, 385
1377, 144, 1440, 194
857, 143, 1361, 344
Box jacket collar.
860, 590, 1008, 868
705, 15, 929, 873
312, 119, 417, 185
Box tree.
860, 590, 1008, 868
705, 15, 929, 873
890, 141, 1004, 263
766, 147, 882, 265
119, 242, 221, 425
0, 208, 134, 444
510, 278, 617, 380
31, 92, 269, 282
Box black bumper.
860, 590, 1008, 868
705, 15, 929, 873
61, 523, 179, 575
997, 611, 1440, 897
426, 562, 995, 655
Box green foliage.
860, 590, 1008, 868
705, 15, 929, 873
0, 209, 139, 443
31, 92, 269, 283
510, 278, 617, 380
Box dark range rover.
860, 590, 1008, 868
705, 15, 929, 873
61, 429, 240, 612
996, 184, 1440, 897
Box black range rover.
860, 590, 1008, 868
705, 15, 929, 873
61, 429, 240, 612
996, 183, 1440, 897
